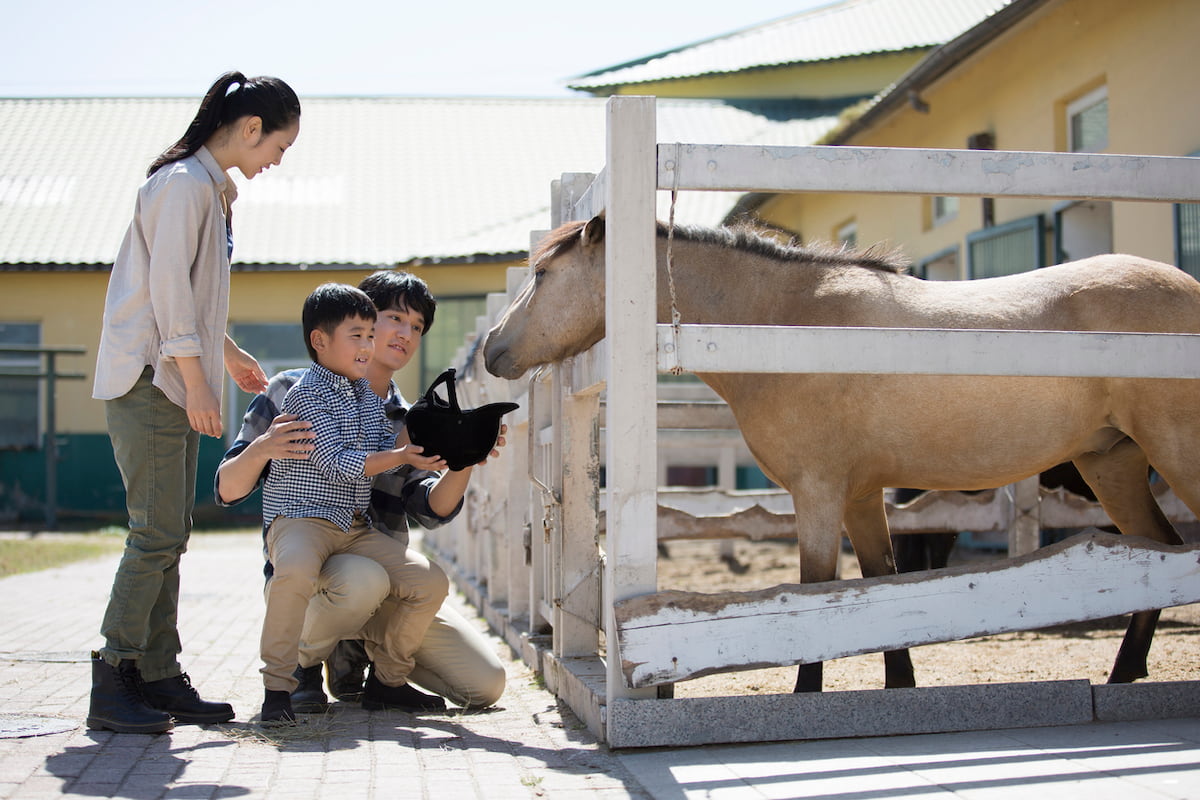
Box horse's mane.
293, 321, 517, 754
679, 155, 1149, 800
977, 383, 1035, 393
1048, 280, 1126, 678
658, 220, 910, 274
531, 218, 909, 274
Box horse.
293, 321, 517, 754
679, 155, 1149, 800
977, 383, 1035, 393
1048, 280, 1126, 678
482, 214, 1200, 692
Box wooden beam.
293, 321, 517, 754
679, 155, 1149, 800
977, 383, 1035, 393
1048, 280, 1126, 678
614, 532, 1200, 688
661, 144, 1200, 201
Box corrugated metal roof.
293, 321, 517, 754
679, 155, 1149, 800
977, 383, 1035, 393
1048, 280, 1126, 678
568, 0, 1013, 91
0, 97, 839, 268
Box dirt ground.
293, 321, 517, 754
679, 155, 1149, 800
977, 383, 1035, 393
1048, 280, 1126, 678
654, 537, 1200, 698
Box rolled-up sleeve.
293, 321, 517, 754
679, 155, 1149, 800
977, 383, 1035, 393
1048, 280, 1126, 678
144, 173, 207, 360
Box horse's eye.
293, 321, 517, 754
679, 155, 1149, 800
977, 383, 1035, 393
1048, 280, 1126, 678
534, 267, 547, 281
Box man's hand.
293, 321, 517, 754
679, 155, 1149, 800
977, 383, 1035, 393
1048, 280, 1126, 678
253, 413, 316, 459
475, 423, 508, 466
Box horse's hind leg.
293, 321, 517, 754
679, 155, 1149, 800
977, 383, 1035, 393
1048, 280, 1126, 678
1074, 439, 1181, 683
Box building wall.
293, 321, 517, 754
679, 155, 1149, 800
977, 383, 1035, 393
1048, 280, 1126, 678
0, 260, 512, 522
757, 0, 1200, 268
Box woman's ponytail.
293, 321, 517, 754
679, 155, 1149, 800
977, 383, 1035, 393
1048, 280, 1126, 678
147, 71, 300, 177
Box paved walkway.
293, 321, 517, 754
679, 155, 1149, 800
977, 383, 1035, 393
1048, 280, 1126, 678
0, 531, 1197, 799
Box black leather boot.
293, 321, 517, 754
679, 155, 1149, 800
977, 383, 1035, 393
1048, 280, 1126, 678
362, 667, 446, 712
325, 639, 369, 701
291, 664, 329, 713
86, 652, 173, 734
140, 672, 235, 724
261, 689, 296, 724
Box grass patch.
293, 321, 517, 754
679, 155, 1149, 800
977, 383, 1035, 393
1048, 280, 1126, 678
0, 531, 125, 578
219, 714, 352, 747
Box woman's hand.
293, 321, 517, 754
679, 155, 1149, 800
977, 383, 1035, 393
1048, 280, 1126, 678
224, 335, 268, 394
186, 383, 223, 438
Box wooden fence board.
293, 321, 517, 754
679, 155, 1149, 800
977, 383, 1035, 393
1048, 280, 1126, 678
614, 532, 1200, 688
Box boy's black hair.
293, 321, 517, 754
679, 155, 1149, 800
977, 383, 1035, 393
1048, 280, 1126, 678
302, 283, 377, 362
357, 270, 437, 335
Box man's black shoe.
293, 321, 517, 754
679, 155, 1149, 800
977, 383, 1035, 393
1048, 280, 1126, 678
141, 672, 235, 724
291, 663, 329, 713
86, 652, 173, 734
362, 670, 447, 712
325, 639, 369, 701
261, 689, 296, 725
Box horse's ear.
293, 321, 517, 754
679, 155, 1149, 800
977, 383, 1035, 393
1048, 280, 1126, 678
581, 214, 605, 246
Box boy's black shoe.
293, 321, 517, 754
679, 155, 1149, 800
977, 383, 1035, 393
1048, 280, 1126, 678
362, 670, 447, 712
291, 664, 329, 713
325, 639, 369, 701
86, 652, 173, 734
141, 672, 235, 724
261, 689, 296, 724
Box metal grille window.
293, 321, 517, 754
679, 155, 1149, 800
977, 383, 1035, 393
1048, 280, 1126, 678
1177, 202, 1200, 280
1068, 86, 1108, 153
967, 215, 1045, 279
0, 323, 41, 449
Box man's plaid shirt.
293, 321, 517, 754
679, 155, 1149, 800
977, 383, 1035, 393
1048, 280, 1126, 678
216, 367, 458, 551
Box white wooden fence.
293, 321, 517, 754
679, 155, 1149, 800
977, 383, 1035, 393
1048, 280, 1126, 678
427, 96, 1200, 747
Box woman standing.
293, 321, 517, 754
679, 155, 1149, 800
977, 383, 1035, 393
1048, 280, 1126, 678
90, 71, 300, 733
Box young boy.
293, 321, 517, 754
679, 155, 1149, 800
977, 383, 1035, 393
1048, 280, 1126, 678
258, 283, 448, 723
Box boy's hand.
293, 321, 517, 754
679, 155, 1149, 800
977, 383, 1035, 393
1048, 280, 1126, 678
255, 414, 315, 459
392, 431, 448, 471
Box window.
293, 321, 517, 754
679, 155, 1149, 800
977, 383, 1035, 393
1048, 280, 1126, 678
967, 215, 1045, 279
1053, 200, 1113, 264
1067, 86, 1108, 153
421, 296, 487, 389
0, 323, 41, 449
931, 196, 959, 228
1177, 203, 1200, 281
226, 322, 307, 440
835, 220, 857, 248
917, 246, 960, 281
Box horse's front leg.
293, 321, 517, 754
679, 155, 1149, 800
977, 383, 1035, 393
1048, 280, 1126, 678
788, 486, 844, 694
843, 489, 916, 689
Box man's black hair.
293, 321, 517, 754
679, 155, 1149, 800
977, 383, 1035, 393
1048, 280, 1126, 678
357, 270, 437, 334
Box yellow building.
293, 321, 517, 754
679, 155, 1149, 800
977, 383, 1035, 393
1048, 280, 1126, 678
746, 0, 1200, 279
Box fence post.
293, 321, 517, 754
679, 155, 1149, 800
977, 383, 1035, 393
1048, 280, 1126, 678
603, 96, 659, 705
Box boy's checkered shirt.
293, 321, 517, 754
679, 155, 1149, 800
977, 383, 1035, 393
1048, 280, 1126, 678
217, 368, 457, 549
261, 362, 398, 532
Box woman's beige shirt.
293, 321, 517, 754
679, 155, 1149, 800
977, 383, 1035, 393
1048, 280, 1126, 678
93, 146, 237, 409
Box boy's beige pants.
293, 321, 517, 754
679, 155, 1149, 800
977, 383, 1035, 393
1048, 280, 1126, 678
262, 515, 447, 692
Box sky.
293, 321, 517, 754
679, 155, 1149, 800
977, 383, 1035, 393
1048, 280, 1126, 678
1, 1, 834, 99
